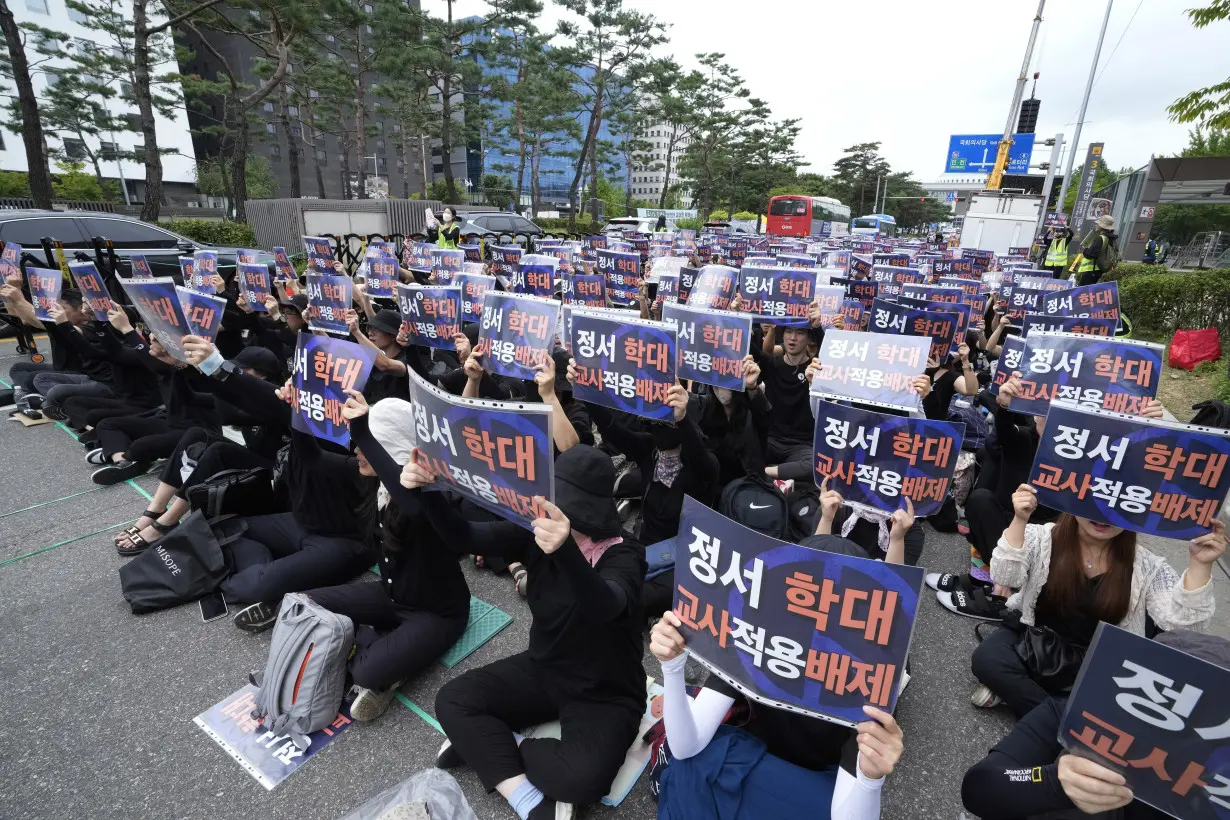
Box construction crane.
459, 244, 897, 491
986, 0, 1045, 191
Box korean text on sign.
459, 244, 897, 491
662, 302, 752, 392
1013, 331, 1163, 417
396, 283, 461, 350
124, 276, 192, 362
810, 329, 930, 413
570, 307, 676, 421
305, 273, 353, 336
289, 332, 377, 448
738, 266, 816, 327
477, 291, 560, 382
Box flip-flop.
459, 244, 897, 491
937, 588, 1008, 621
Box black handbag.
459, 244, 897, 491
186, 466, 279, 519
995, 609, 1087, 691
119, 512, 247, 614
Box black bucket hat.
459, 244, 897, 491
279, 293, 308, 314
367, 309, 403, 336
552, 445, 622, 539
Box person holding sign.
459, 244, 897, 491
648, 533, 907, 820
426, 206, 462, 249
968, 483, 1225, 717
404, 446, 647, 819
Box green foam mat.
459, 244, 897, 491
439, 596, 513, 668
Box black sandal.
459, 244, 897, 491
936, 587, 1008, 622
116, 511, 163, 546
116, 520, 177, 557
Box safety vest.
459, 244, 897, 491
1044, 237, 1068, 267
1144, 239, 1158, 259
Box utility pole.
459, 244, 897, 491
1034, 132, 1064, 239
1057, 0, 1114, 212
987, 0, 1046, 190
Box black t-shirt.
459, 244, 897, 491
760, 354, 813, 444
705, 675, 859, 774
1035, 573, 1104, 648
380, 500, 471, 620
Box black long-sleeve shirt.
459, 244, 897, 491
750, 324, 825, 446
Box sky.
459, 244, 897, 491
422, 0, 1228, 182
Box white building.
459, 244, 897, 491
0, 0, 198, 206
630, 121, 693, 208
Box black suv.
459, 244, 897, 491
458, 211, 545, 238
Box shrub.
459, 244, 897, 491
532, 217, 598, 234
1119, 269, 1230, 341
732, 210, 758, 221
673, 218, 704, 231
163, 219, 257, 247
1103, 263, 1173, 283
708, 209, 729, 221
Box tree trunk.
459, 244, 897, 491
83, 140, 108, 199
530, 141, 540, 218
658, 124, 676, 209
228, 104, 251, 221
567, 87, 603, 229
132, 0, 163, 220
340, 142, 353, 199
278, 86, 301, 198
354, 98, 367, 199
513, 58, 526, 209
418, 132, 429, 198
438, 0, 456, 202
314, 149, 326, 199
400, 133, 410, 199
0, 0, 54, 207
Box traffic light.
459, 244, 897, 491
1017, 98, 1041, 134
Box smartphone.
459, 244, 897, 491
199, 591, 228, 623
647, 283, 660, 301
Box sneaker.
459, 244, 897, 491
41, 404, 67, 421
970, 683, 1003, 709
435, 738, 465, 769
527, 799, 574, 820
85, 447, 107, 466
232, 601, 278, 633
350, 683, 400, 722
91, 459, 150, 486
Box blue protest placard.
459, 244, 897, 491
901, 284, 962, 305
395, 283, 461, 349
1006, 286, 1057, 322
25, 267, 62, 321
688, 265, 738, 311
192, 249, 218, 291
1022, 314, 1117, 338
406, 370, 555, 530
455, 271, 495, 324
402, 240, 433, 271
597, 249, 641, 304
819, 250, 850, 271
124, 276, 192, 361
938, 276, 982, 297
813, 399, 965, 518
583, 235, 607, 252
1029, 401, 1230, 539
364, 249, 397, 298
1059, 623, 1230, 820
305, 273, 353, 335
562, 272, 607, 308
1013, 332, 1164, 416
273, 246, 296, 281
460, 243, 483, 264
130, 254, 153, 279
194, 684, 354, 791
430, 248, 465, 279
806, 284, 843, 329
673, 496, 924, 726
932, 259, 975, 278
662, 302, 751, 391
810, 329, 929, 413
176, 286, 227, 343
510, 253, 558, 298
68, 261, 113, 316
654, 273, 679, 314
1044, 282, 1120, 324
544, 245, 575, 274
239, 262, 271, 312
738, 266, 815, 327
289, 332, 377, 448
873, 253, 910, 268
678, 266, 700, 304
570, 307, 676, 420
840, 299, 865, 331
776, 253, 816, 270
490, 245, 522, 280
868, 299, 956, 363
837, 278, 879, 312
477, 291, 559, 381
303, 236, 335, 266
990, 334, 1026, 395
869, 265, 926, 299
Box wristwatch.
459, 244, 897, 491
215, 359, 239, 382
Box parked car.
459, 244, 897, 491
455, 211, 544, 238
603, 216, 658, 235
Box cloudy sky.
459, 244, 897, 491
423, 0, 1226, 181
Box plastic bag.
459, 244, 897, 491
1169, 328, 1221, 370
338, 769, 476, 820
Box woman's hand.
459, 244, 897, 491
1057, 754, 1134, 814
274, 377, 295, 407
535, 354, 557, 402
236, 290, 252, 313
819, 476, 844, 521
566, 356, 578, 386
856, 706, 904, 780
181, 334, 217, 367
463, 351, 483, 382
400, 448, 435, 489
1139, 398, 1165, 420
107, 304, 133, 334
530, 497, 571, 554
958, 343, 971, 364
264, 295, 281, 319
341, 388, 369, 421
668, 383, 688, 422
211, 274, 225, 294
997, 371, 1024, 408
890, 495, 915, 542
345, 308, 360, 336
742, 355, 761, 391
1012, 483, 1038, 521
912, 374, 932, 400
805, 356, 822, 385
649, 610, 688, 663
454, 332, 472, 362
1189, 519, 1227, 566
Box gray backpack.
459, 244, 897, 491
250, 593, 354, 749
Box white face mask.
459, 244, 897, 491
442, 212, 453, 223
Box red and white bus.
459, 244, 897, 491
765, 195, 851, 238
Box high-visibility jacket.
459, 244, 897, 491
1044, 237, 1068, 267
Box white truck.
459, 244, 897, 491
957, 192, 1042, 257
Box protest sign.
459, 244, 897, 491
176, 287, 227, 343
901, 285, 962, 304
655, 273, 679, 313
870, 265, 926, 299
583, 235, 607, 252
180, 257, 213, 294
289, 332, 376, 448
873, 253, 910, 268
1012, 332, 1164, 416
819, 250, 850, 271
510, 254, 558, 298
1044, 281, 1120, 324
688, 265, 738, 311
25, 267, 61, 320
396, 283, 461, 349
989, 334, 1026, 395
570, 307, 676, 420
810, 330, 929, 413
737, 266, 815, 327
597, 248, 641, 304
477, 291, 559, 381
850, 255, 873, 278
460, 243, 483, 264
273, 246, 296, 281
430, 248, 465, 277
192, 250, 217, 290
938, 276, 982, 297
364, 250, 397, 298
0, 241, 18, 281
303, 236, 335, 266
813, 400, 965, 518
810, 284, 845, 329
868, 299, 956, 362
1029, 401, 1230, 539
403, 241, 433, 271
1006, 286, 1057, 321
68, 261, 113, 315
562, 272, 607, 308
725, 237, 746, 267
194, 684, 354, 791
961, 293, 989, 329
678, 266, 700, 304
1022, 314, 1116, 338
544, 245, 574, 274
776, 253, 817, 270
837, 278, 879, 312
1059, 623, 1230, 820
662, 302, 751, 391
1016, 275, 1068, 293
455, 271, 494, 324
130, 254, 153, 279
840, 299, 865, 331
124, 276, 192, 361
673, 495, 924, 726
305, 273, 353, 335
932, 259, 974, 278
406, 370, 555, 529
238, 262, 271, 312
236, 249, 259, 265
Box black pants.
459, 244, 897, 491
159, 427, 271, 498
644, 570, 675, 619
221, 512, 373, 605
305, 581, 467, 691
966, 487, 1012, 565
62, 396, 150, 431
435, 652, 642, 804
831, 507, 925, 566
766, 436, 815, 483
971, 626, 1052, 718
96, 414, 191, 461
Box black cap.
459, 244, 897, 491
231, 346, 282, 379
553, 445, 621, 539
280, 294, 308, 314
463, 321, 480, 346
367, 309, 403, 336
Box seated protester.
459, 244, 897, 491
921, 343, 977, 421
750, 307, 826, 483
180, 334, 379, 633
969, 484, 1224, 717
979, 301, 1015, 362
960, 629, 1230, 820
693, 361, 771, 491
113, 346, 287, 557
89, 333, 221, 485
437, 325, 514, 400
347, 308, 420, 403
648, 519, 913, 820
300, 391, 471, 722
256, 292, 309, 372
406, 446, 647, 820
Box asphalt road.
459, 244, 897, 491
1, 342, 1221, 820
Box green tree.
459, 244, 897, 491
0, 169, 29, 196
832, 142, 891, 216
484, 0, 548, 208
195, 154, 278, 200
1168, 2, 1230, 130
482, 173, 515, 210
1061, 161, 1126, 212
1152, 127, 1230, 246
51, 159, 106, 200
0, 5, 58, 207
